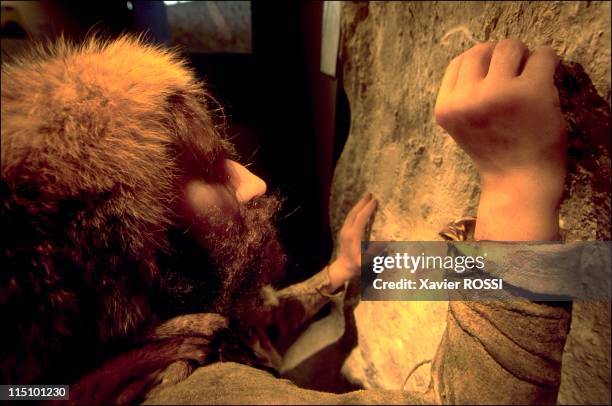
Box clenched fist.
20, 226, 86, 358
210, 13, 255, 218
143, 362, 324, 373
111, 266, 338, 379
435, 39, 568, 241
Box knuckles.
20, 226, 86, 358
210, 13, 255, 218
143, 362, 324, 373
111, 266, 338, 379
533, 45, 559, 63
464, 41, 496, 57
493, 38, 527, 55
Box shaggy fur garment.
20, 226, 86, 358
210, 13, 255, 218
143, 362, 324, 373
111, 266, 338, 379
1, 35, 234, 386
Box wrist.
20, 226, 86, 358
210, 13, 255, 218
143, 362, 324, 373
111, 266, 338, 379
326, 259, 355, 293
476, 172, 564, 241
480, 166, 565, 201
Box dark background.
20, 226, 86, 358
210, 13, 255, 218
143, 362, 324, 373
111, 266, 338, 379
1, 0, 352, 285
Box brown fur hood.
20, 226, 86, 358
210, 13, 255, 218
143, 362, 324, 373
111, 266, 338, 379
1, 35, 229, 384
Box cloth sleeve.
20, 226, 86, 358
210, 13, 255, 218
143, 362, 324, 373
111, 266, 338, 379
426, 217, 572, 404
245, 267, 346, 339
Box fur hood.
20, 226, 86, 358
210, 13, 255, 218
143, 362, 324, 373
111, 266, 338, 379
1, 35, 229, 384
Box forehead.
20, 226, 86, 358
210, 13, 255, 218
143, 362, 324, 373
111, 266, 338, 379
163, 90, 237, 178
163, 100, 234, 182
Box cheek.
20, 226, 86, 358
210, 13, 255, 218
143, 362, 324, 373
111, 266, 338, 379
182, 180, 239, 222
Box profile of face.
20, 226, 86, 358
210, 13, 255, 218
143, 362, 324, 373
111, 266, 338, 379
157, 158, 287, 320
0, 35, 292, 389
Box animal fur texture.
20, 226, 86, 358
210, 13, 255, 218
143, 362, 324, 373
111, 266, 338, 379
1, 35, 234, 388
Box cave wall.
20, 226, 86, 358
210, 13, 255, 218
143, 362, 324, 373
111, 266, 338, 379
329, 2, 611, 404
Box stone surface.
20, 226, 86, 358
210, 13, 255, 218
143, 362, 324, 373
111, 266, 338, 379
166, 1, 251, 53
329, 2, 610, 404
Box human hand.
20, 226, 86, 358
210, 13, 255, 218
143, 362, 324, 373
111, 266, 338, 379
327, 193, 377, 292
434, 39, 567, 240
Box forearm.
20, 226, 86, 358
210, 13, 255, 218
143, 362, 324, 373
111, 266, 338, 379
431, 38, 571, 404
245, 265, 343, 339
429, 299, 571, 405
432, 203, 572, 404
437, 180, 572, 405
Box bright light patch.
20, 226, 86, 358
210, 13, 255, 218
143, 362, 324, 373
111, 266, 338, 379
164, 1, 193, 5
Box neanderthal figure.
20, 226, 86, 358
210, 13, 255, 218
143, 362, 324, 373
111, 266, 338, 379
2, 36, 573, 405
2, 36, 372, 402
2, 36, 246, 387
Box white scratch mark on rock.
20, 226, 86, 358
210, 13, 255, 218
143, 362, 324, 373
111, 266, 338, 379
441, 26, 477, 47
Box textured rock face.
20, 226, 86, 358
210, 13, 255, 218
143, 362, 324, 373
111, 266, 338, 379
330, 2, 610, 404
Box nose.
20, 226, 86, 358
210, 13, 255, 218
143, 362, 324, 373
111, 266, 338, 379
225, 159, 267, 203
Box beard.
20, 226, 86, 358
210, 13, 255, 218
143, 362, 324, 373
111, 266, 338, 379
156, 194, 288, 321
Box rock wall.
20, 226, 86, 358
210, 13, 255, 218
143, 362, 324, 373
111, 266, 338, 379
329, 2, 611, 404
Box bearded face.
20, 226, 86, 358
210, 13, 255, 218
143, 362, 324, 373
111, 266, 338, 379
2, 35, 288, 386
156, 166, 288, 320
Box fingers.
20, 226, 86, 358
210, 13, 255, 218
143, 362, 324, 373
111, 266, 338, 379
335, 194, 377, 285
345, 192, 372, 225
352, 197, 378, 234
521, 45, 559, 86
438, 54, 464, 98
486, 38, 529, 81
439, 40, 560, 94
456, 42, 497, 90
